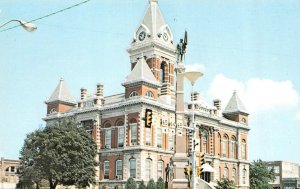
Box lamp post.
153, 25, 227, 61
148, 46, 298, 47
0, 20, 37, 32
185, 71, 203, 189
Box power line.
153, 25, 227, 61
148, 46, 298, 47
0, 0, 91, 33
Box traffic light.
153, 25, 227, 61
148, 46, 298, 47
198, 152, 205, 176
184, 167, 191, 176
145, 109, 152, 128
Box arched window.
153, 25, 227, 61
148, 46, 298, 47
224, 167, 228, 179
218, 133, 221, 156
145, 91, 154, 98
230, 136, 236, 159
242, 140, 247, 159
241, 118, 246, 124
145, 159, 152, 181
242, 169, 247, 184
129, 91, 138, 97
232, 168, 236, 183
129, 158, 136, 178
222, 135, 229, 158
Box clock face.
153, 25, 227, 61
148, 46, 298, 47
163, 33, 168, 41
139, 31, 146, 41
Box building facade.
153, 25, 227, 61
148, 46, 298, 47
44, 1, 250, 188
266, 161, 300, 189
0, 157, 21, 189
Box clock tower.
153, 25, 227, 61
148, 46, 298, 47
127, 0, 176, 103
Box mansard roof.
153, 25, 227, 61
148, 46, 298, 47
223, 91, 249, 115
122, 57, 160, 87
46, 78, 77, 105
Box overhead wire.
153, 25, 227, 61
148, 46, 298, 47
0, 0, 91, 33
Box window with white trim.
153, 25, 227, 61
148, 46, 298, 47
116, 160, 122, 179
145, 159, 152, 181
242, 140, 246, 159
224, 167, 228, 179
129, 159, 136, 178
157, 160, 163, 179
105, 129, 111, 148
242, 169, 247, 184
104, 161, 110, 179
202, 131, 208, 153
230, 137, 236, 159
146, 127, 151, 145
168, 132, 174, 150
145, 91, 154, 98
157, 128, 162, 148
118, 127, 125, 147
130, 123, 137, 145
232, 168, 236, 183
129, 91, 138, 97
222, 135, 228, 158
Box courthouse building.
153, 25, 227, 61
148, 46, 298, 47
43, 0, 250, 188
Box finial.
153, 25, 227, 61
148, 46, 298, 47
149, 0, 158, 3
60, 77, 64, 81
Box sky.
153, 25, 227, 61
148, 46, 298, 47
0, 0, 299, 163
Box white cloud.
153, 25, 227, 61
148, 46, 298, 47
185, 63, 206, 72
208, 74, 299, 114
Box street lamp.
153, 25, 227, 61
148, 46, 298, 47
185, 71, 203, 189
0, 20, 37, 32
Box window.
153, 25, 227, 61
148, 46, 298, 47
116, 160, 122, 179
104, 161, 110, 179
145, 159, 152, 180
168, 132, 174, 150
242, 169, 246, 184
118, 127, 125, 147
160, 63, 165, 83
129, 91, 138, 97
224, 167, 228, 179
146, 127, 152, 145
157, 161, 163, 179
130, 159, 136, 178
202, 131, 208, 153
105, 129, 111, 148
10, 166, 15, 172
232, 168, 236, 183
230, 136, 236, 159
222, 135, 228, 158
157, 128, 162, 148
242, 140, 246, 159
145, 91, 154, 98
130, 123, 137, 145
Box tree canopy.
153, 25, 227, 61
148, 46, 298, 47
125, 177, 137, 189
216, 178, 235, 189
18, 124, 98, 189
250, 160, 275, 189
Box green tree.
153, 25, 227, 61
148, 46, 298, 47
125, 177, 137, 189
19, 125, 98, 189
156, 177, 164, 189
146, 179, 155, 189
250, 160, 275, 189
138, 180, 146, 189
216, 178, 235, 189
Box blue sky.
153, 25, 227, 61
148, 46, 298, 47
0, 0, 299, 163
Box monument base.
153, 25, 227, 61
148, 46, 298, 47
169, 153, 190, 189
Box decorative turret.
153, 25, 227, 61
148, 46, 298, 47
223, 90, 249, 125
127, 0, 176, 98
45, 78, 76, 115
122, 56, 160, 99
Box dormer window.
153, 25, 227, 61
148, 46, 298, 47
50, 108, 56, 114
145, 91, 154, 98
129, 91, 138, 97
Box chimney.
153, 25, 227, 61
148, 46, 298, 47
213, 99, 221, 110
96, 83, 103, 97
191, 91, 200, 101
80, 88, 87, 100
